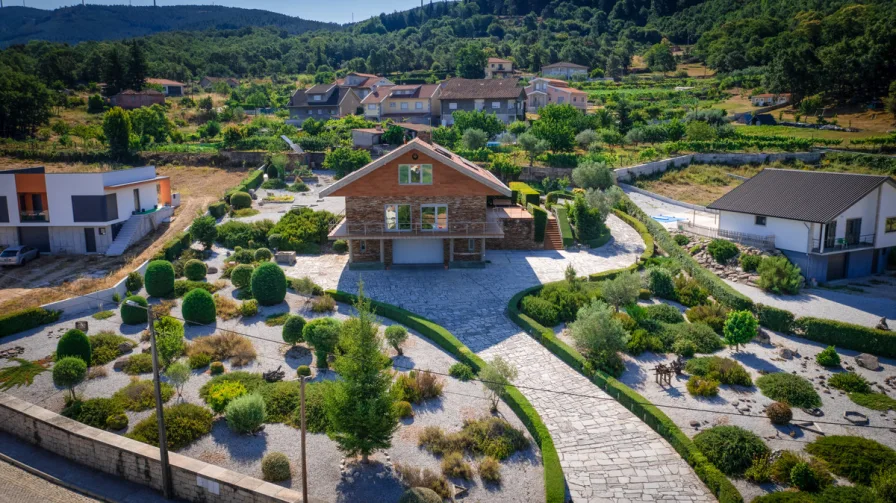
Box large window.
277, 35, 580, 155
449, 102, 457, 110
886, 217, 896, 233
385, 204, 411, 231
415, 101, 423, 110
399, 164, 433, 185
401, 102, 408, 110
421, 205, 447, 231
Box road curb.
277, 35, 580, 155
0, 451, 116, 503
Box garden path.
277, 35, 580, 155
288, 215, 714, 502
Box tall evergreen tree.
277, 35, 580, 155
103, 47, 127, 96
103, 107, 132, 160
127, 40, 148, 92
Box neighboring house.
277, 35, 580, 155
525, 78, 588, 112
110, 89, 165, 110
0, 166, 176, 256
146, 78, 186, 97
738, 113, 777, 126
200, 76, 239, 89
351, 123, 433, 148
321, 138, 545, 267
541, 62, 588, 79
287, 84, 362, 126
361, 84, 442, 126
485, 57, 514, 79
707, 169, 896, 282
336, 72, 393, 100
438, 78, 526, 126
750, 93, 791, 107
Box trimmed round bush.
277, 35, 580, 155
398, 487, 442, 503
230, 191, 252, 210
231, 264, 254, 289
53, 356, 87, 397
125, 271, 143, 293
686, 375, 719, 397
756, 373, 822, 408
395, 400, 413, 419
182, 289, 216, 325
57, 329, 92, 365
225, 393, 266, 433
815, 346, 840, 367
333, 239, 348, 253
184, 259, 207, 281
261, 452, 292, 482
296, 365, 311, 377
189, 353, 212, 369
250, 262, 287, 306
120, 295, 148, 325
106, 413, 129, 430
282, 315, 306, 345
693, 425, 769, 476
210, 361, 225, 375
145, 260, 175, 297
766, 401, 793, 425
254, 248, 273, 262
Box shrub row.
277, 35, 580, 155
510, 181, 540, 207
545, 190, 575, 207
795, 317, 896, 358
225, 169, 264, 201
328, 290, 565, 503
0, 307, 61, 339
529, 204, 548, 243
554, 207, 574, 248
155, 232, 192, 262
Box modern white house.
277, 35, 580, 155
707, 169, 896, 282
0, 166, 176, 256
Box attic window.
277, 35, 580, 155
313, 95, 321, 101
399, 164, 432, 185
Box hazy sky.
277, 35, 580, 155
8, 0, 429, 24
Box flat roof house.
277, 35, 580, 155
541, 62, 588, 79
750, 93, 791, 107
485, 57, 514, 79
525, 78, 588, 113
147, 78, 186, 97
200, 76, 239, 89
361, 84, 441, 126
708, 169, 896, 282
321, 139, 542, 268
287, 84, 362, 126
0, 166, 175, 256
438, 78, 526, 126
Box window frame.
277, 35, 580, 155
398, 164, 433, 185
448, 102, 457, 110
491, 101, 501, 109
384, 204, 412, 232
415, 101, 423, 110
367, 104, 377, 110
400, 102, 409, 110
755, 215, 767, 226
886, 216, 896, 233
420, 204, 448, 231
359, 240, 367, 252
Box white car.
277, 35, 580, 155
0, 246, 40, 266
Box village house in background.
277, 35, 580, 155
146, 78, 186, 97
361, 84, 442, 126
287, 84, 362, 126
485, 57, 514, 79
336, 72, 394, 100
199, 76, 239, 89
750, 93, 792, 107
541, 61, 588, 79
708, 169, 896, 282
0, 166, 176, 256
351, 122, 432, 148
525, 77, 588, 113
109, 89, 165, 110
438, 78, 526, 126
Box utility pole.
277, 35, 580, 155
133, 302, 173, 500
299, 376, 308, 503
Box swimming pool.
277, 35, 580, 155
653, 214, 686, 223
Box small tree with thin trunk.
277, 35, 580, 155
723, 310, 758, 352
601, 271, 641, 312
53, 357, 87, 401
164, 362, 191, 398
480, 356, 518, 412
517, 132, 548, 166
384, 325, 409, 356
190, 215, 218, 250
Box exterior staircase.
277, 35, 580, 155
544, 216, 564, 250
105, 217, 141, 256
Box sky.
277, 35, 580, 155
6, 0, 429, 24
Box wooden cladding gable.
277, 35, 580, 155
328, 150, 503, 197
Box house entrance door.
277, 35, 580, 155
84, 228, 96, 253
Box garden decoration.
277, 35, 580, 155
654, 363, 674, 386
670, 356, 685, 375
263, 365, 285, 383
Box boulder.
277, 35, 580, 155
207, 266, 218, 274
778, 347, 793, 360
112, 359, 128, 371
856, 353, 880, 371
117, 343, 133, 355
876, 317, 890, 331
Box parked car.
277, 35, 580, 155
0, 246, 40, 266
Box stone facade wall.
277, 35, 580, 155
349, 238, 386, 263
0, 392, 308, 503
488, 218, 540, 250
449, 237, 484, 261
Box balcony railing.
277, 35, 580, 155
811, 234, 875, 253
20, 210, 49, 222
329, 219, 504, 239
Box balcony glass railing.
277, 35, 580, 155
812, 234, 875, 253
20, 210, 49, 222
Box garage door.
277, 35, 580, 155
18, 227, 50, 253
393, 239, 443, 265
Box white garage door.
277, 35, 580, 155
393, 239, 444, 265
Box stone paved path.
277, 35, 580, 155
286, 215, 713, 502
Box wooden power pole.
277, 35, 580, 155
144, 305, 173, 499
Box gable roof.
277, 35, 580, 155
439, 78, 524, 100
147, 78, 185, 87
319, 139, 511, 197
488, 57, 512, 64
542, 62, 587, 70
360, 84, 440, 104
707, 169, 895, 223
289, 84, 346, 108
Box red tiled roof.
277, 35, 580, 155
488, 57, 512, 64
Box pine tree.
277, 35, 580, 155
325, 283, 398, 463
127, 41, 148, 92
103, 47, 127, 96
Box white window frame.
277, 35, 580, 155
367, 104, 377, 110
420, 204, 448, 231
385, 204, 412, 232
313, 95, 321, 101
415, 101, 423, 110
390, 102, 396, 108
448, 102, 457, 110
398, 164, 433, 185
491, 101, 501, 109
401, 102, 409, 110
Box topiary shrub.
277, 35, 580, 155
282, 315, 306, 345
53, 357, 87, 399
302, 317, 341, 369
646, 267, 676, 299
395, 400, 413, 419
209, 201, 227, 219
182, 289, 216, 325
125, 272, 144, 293
673, 234, 690, 246
184, 259, 207, 281
210, 361, 225, 375
254, 248, 273, 262
106, 413, 129, 430
707, 239, 739, 264
756, 373, 822, 408
120, 295, 148, 325
145, 260, 175, 297
398, 488, 442, 503
815, 346, 840, 367
693, 425, 769, 476
296, 365, 311, 377
828, 372, 870, 393
250, 262, 287, 306
333, 240, 348, 253
230, 264, 254, 290
807, 436, 896, 485
127, 403, 213, 450
230, 191, 252, 210
686, 375, 719, 397
261, 452, 292, 482
766, 401, 792, 425
225, 393, 265, 433
57, 329, 92, 365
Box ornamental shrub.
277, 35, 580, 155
239, 299, 258, 317
707, 239, 738, 264
520, 295, 559, 326
685, 303, 728, 334
693, 425, 769, 476
230, 191, 252, 210
296, 365, 311, 377
739, 254, 763, 272
113, 379, 174, 411
120, 295, 148, 325
395, 400, 413, 419
685, 356, 752, 386
126, 403, 213, 450
790, 462, 820, 492
673, 274, 709, 307
625, 329, 663, 355
106, 413, 129, 430
539, 281, 588, 321
806, 436, 896, 485
182, 289, 216, 324
828, 372, 870, 393
756, 304, 795, 333
153, 316, 185, 366
206, 380, 247, 413
448, 363, 474, 381
302, 317, 341, 369
333, 240, 348, 253
662, 322, 724, 354
398, 488, 442, 503
261, 452, 291, 482
766, 402, 792, 425
225, 393, 265, 433
385, 325, 409, 355
672, 338, 697, 357
756, 373, 821, 408
687, 375, 719, 397
62, 397, 124, 429
57, 329, 92, 365
210, 361, 225, 375
758, 256, 803, 295
189, 353, 212, 369
441, 451, 473, 480
53, 357, 87, 399
673, 234, 690, 246
282, 315, 306, 345
122, 353, 153, 375
872, 469, 896, 503
125, 272, 144, 293
646, 267, 675, 299
254, 248, 272, 262
815, 346, 840, 367
184, 259, 207, 281
209, 202, 227, 219
231, 264, 253, 289
145, 260, 175, 297
250, 262, 287, 306
644, 303, 684, 324
723, 310, 757, 351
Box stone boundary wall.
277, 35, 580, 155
0, 392, 308, 503
613, 152, 824, 183
40, 260, 151, 316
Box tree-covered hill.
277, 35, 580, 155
0, 5, 339, 47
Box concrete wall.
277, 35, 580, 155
41, 260, 150, 315
0, 227, 18, 248
621, 184, 715, 213
613, 152, 824, 184
0, 393, 307, 503
48, 226, 114, 254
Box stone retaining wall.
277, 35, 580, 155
613, 152, 824, 183
0, 392, 307, 503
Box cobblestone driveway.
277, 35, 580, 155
287, 215, 713, 502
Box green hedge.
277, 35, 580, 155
511, 181, 540, 207
756, 304, 795, 333
209, 202, 227, 219
0, 307, 61, 340
795, 317, 896, 358
554, 207, 574, 247
583, 210, 653, 281
545, 190, 575, 207
225, 169, 264, 201
529, 203, 548, 243
328, 290, 565, 503
155, 232, 192, 262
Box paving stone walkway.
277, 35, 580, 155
287, 215, 713, 502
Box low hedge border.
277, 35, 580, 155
794, 317, 896, 358
225, 169, 264, 201
511, 181, 540, 207
327, 290, 565, 503
545, 190, 575, 207
155, 231, 192, 262
0, 307, 62, 339
554, 207, 574, 247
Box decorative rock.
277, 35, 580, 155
856, 353, 881, 371
117, 343, 133, 355
207, 266, 218, 274
844, 411, 869, 425
876, 317, 890, 331
689, 420, 700, 428
112, 359, 128, 371
778, 348, 793, 360
756, 330, 771, 345
75, 321, 89, 332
